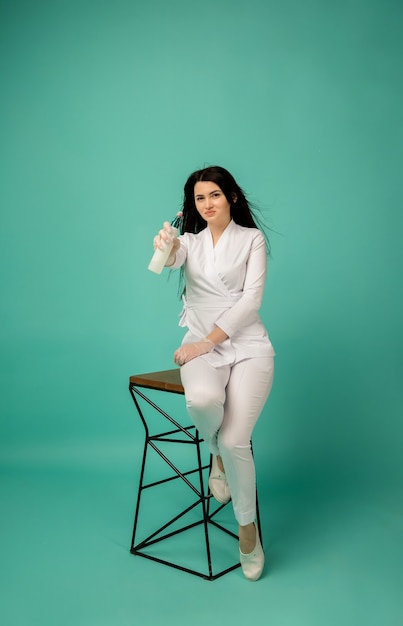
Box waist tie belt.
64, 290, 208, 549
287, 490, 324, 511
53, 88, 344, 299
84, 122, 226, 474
178, 294, 240, 327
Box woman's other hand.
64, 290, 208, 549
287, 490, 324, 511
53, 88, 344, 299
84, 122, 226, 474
174, 338, 215, 366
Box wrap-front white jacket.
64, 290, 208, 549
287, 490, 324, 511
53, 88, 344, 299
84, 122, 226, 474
170, 220, 275, 368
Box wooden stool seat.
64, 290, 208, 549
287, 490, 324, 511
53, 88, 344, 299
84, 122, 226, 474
129, 369, 184, 394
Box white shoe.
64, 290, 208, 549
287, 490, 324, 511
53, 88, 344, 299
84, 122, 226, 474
208, 455, 231, 504
239, 523, 265, 581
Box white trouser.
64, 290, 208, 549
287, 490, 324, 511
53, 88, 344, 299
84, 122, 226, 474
180, 356, 274, 526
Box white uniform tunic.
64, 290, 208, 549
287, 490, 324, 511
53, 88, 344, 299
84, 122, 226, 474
170, 220, 275, 367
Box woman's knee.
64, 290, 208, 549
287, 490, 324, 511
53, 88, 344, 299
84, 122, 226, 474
217, 429, 252, 457
185, 385, 224, 415
185, 384, 225, 413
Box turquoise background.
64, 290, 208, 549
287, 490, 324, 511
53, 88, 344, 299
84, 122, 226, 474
1, 0, 402, 624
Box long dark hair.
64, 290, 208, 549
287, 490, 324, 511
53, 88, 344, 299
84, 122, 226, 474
180, 166, 270, 252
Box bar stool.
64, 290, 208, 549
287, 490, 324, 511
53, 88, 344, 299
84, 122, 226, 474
128, 368, 262, 580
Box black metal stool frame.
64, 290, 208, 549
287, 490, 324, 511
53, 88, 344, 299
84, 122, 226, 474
129, 374, 262, 580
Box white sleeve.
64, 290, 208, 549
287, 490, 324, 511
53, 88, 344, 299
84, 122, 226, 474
214, 231, 267, 336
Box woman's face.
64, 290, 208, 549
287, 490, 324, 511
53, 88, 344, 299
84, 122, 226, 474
194, 181, 232, 229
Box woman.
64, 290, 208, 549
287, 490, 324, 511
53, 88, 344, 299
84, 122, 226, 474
153, 166, 275, 581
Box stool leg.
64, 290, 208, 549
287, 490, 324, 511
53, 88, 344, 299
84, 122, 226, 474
250, 441, 263, 549
130, 438, 148, 552
255, 486, 263, 550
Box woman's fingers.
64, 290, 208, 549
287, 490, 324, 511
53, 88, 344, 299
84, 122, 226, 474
154, 222, 175, 250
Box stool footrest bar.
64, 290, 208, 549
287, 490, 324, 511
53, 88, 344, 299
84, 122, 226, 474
141, 464, 210, 490
131, 549, 241, 581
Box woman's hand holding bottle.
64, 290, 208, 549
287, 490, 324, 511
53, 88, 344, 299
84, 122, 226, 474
148, 221, 180, 273
153, 222, 180, 254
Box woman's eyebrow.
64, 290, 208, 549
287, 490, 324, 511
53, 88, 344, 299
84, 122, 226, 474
195, 189, 221, 199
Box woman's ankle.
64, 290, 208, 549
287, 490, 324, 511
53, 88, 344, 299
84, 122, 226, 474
238, 522, 256, 554
216, 455, 225, 473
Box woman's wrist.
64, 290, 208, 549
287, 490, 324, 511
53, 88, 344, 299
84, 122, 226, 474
165, 254, 176, 267
202, 337, 215, 351
205, 326, 229, 348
